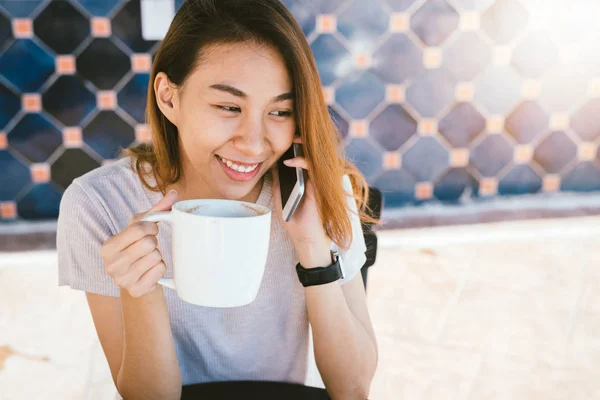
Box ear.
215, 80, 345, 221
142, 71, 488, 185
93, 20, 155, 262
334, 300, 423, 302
154, 72, 179, 126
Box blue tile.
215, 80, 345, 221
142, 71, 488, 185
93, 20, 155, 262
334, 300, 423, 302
0, 0, 42, 17
384, 0, 419, 11
411, 0, 459, 46
571, 99, 600, 142
0, 39, 55, 92
344, 138, 383, 179
295, 0, 346, 13
282, 0, 315, 35
405, 69, 455, 117
34, 0, 89, 54
402, 137, 449, 182
7, 114, 62, 163
83, 111, 134, 159
0, 151, 31, 201
311, 35, 351, 85
0, 81, 19, 129
0, 11, 11, 50
451, 0, 494, 10
373, 169, 415, 208
439, 103, 485, 147
336, 71, 385, 119
370, 105, 417, 151
443, 32, 491, 81
112, 0, 158, 53
539, 65, 588, 113
481, 0, 529, 44
75, 0, 122, 16
16, 183, 62, 220
505, 101, 549, 144
50, 148, 101, 190
533, 131, 577, 174
42, 75, 96, 126
475, 66, 522, 115
372, 34, 423, 84
498, 165, 542, 195
329, 106, 349, 139
561, 162, 600, 193
470, 134, 513, 177
434, 168, 478, 202
77, 38, 131, 90
118, 73, 149, 123
511, 31, 558, 78
337, 0, 389, 50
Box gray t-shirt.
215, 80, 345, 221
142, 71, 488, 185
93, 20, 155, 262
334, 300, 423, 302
56, 157, 366, 386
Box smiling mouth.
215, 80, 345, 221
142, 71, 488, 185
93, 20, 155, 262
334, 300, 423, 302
216, 155, 262, 173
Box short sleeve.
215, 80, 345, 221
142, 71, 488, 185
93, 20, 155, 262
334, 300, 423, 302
335, 175, 367, 285
57, 181, 120, 297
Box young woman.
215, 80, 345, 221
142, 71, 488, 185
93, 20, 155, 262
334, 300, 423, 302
57, 0, 378, 398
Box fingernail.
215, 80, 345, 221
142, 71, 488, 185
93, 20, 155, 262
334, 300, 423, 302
283, 159, 292, 166
166, 189, 177, 198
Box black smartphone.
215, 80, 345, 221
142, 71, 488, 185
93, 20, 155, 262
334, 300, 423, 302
277, 142, 305, 222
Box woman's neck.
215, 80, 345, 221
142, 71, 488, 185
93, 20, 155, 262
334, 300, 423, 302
165, 176, 264, 204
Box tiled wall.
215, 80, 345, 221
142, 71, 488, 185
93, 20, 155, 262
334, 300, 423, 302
1, 0, 599, 222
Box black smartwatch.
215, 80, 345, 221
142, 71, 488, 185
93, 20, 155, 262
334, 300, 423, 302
296, 250, 344, 287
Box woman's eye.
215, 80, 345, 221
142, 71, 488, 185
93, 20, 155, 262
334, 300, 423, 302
215, 105, 241, 113
270, 110, 293, 117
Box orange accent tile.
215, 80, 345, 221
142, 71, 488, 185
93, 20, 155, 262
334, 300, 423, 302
390, 13, 409, 32
522, 80, 541, 99
550, 113, 569, 130
135, 124, 152, 143
97, 91, 117, 110
455, 83, 474, 102
12, 19, 33, 38
0, 132, 6, 150
322, 86, 335, 104
579, 142, 597, 161
355, 53, 371, 69
459, 12, 480, 31
316, 15, 336, 33
350, 120, 369, 138
418, 119, 438, 135
63, 127, 83, 148
423, 48, 442, 69
383, 152, 401, 169
514, 145, 533, 164
542, 175, 561, 192
56, 55, 76, 75
131, 54, 152, 73
0, 202, 17, 219
486, 115, 504, 133
415, 182, 433, 200
22, 94, 41, 113
91, 17, 111, 37
386, 85, 405, 103
450, 149, 469, 167
492, 46, 512, 66
31, 163, 50, 183
480, 178, 498, 196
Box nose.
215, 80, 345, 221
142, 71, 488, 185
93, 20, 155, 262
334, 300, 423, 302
233, 117, 266, 158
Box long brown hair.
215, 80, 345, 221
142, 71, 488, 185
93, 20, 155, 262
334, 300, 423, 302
126, 0, 377, 250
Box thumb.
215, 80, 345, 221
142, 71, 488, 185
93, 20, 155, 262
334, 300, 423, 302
131, 190, 178, 224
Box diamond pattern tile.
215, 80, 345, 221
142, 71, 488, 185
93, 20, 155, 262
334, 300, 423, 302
439, 103, 486, 147
42, 75, 96, 126
83, 111, 135, 159
402, 137, 449, 182
112, 0, 157, 53
512, 31, 558, 78
33, 0, 90, 54
505, 101, 549, 144
7, 114, 62, 163
411, 0, 459, 46
470, 134, 513, 177
50, 148, 100, 190
337, 0, 389, 49
311, 35, 351, 85
293, 0, 346, 13
0, 0, 43, 17
0, 11, 12, 50
384, 0, 419, 11
373, 169, 415, 207
406, 69, 455, 117
0, 151, 31, 201
452, 0, 494, 10
117, 73, 149, 122
533, 131, 577, 173
77, 39, 131, 90
344, 138, 383, 179
0, 39, 54, 92
280, 0, 315, 35
571, 99, 600, 142
561, 162, 600, 192
16, 183, 62, 219
0, 81, 19, 129
475, 66, 522, 114
370, 105, 417, 151
498, 165, 542, 195
539, 65, 589, 113
434, 168, 478, 202
481, 0, 529, 44
336, 71, 385, 119
372, 34, 423, 84
75, 0, 122, 16
443, 32, 491, 81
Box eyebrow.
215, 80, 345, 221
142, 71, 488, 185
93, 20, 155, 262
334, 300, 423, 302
209, 84, 294, 103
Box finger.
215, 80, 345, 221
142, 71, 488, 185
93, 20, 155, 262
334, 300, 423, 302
116, 249, 163, 289
104, 222, 158, 254
283, 157, 309, 170
128, 262, 167, 298
293, 137, 303, 144
130, 189, 178, 224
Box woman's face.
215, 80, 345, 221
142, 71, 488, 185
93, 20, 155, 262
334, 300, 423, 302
158, 42, 296, 201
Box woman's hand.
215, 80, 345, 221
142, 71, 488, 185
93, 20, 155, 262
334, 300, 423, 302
272, 137, 332, 266
100, 190, 178, 297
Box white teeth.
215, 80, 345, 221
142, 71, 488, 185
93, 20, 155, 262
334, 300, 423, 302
219, 156, 259, 173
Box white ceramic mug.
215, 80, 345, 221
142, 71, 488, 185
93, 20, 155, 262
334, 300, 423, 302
142, 199, 271, 307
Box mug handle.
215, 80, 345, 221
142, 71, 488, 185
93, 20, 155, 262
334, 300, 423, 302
141, 212, 175, 290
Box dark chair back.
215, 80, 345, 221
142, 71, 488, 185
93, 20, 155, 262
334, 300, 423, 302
360, 187, 382, 290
